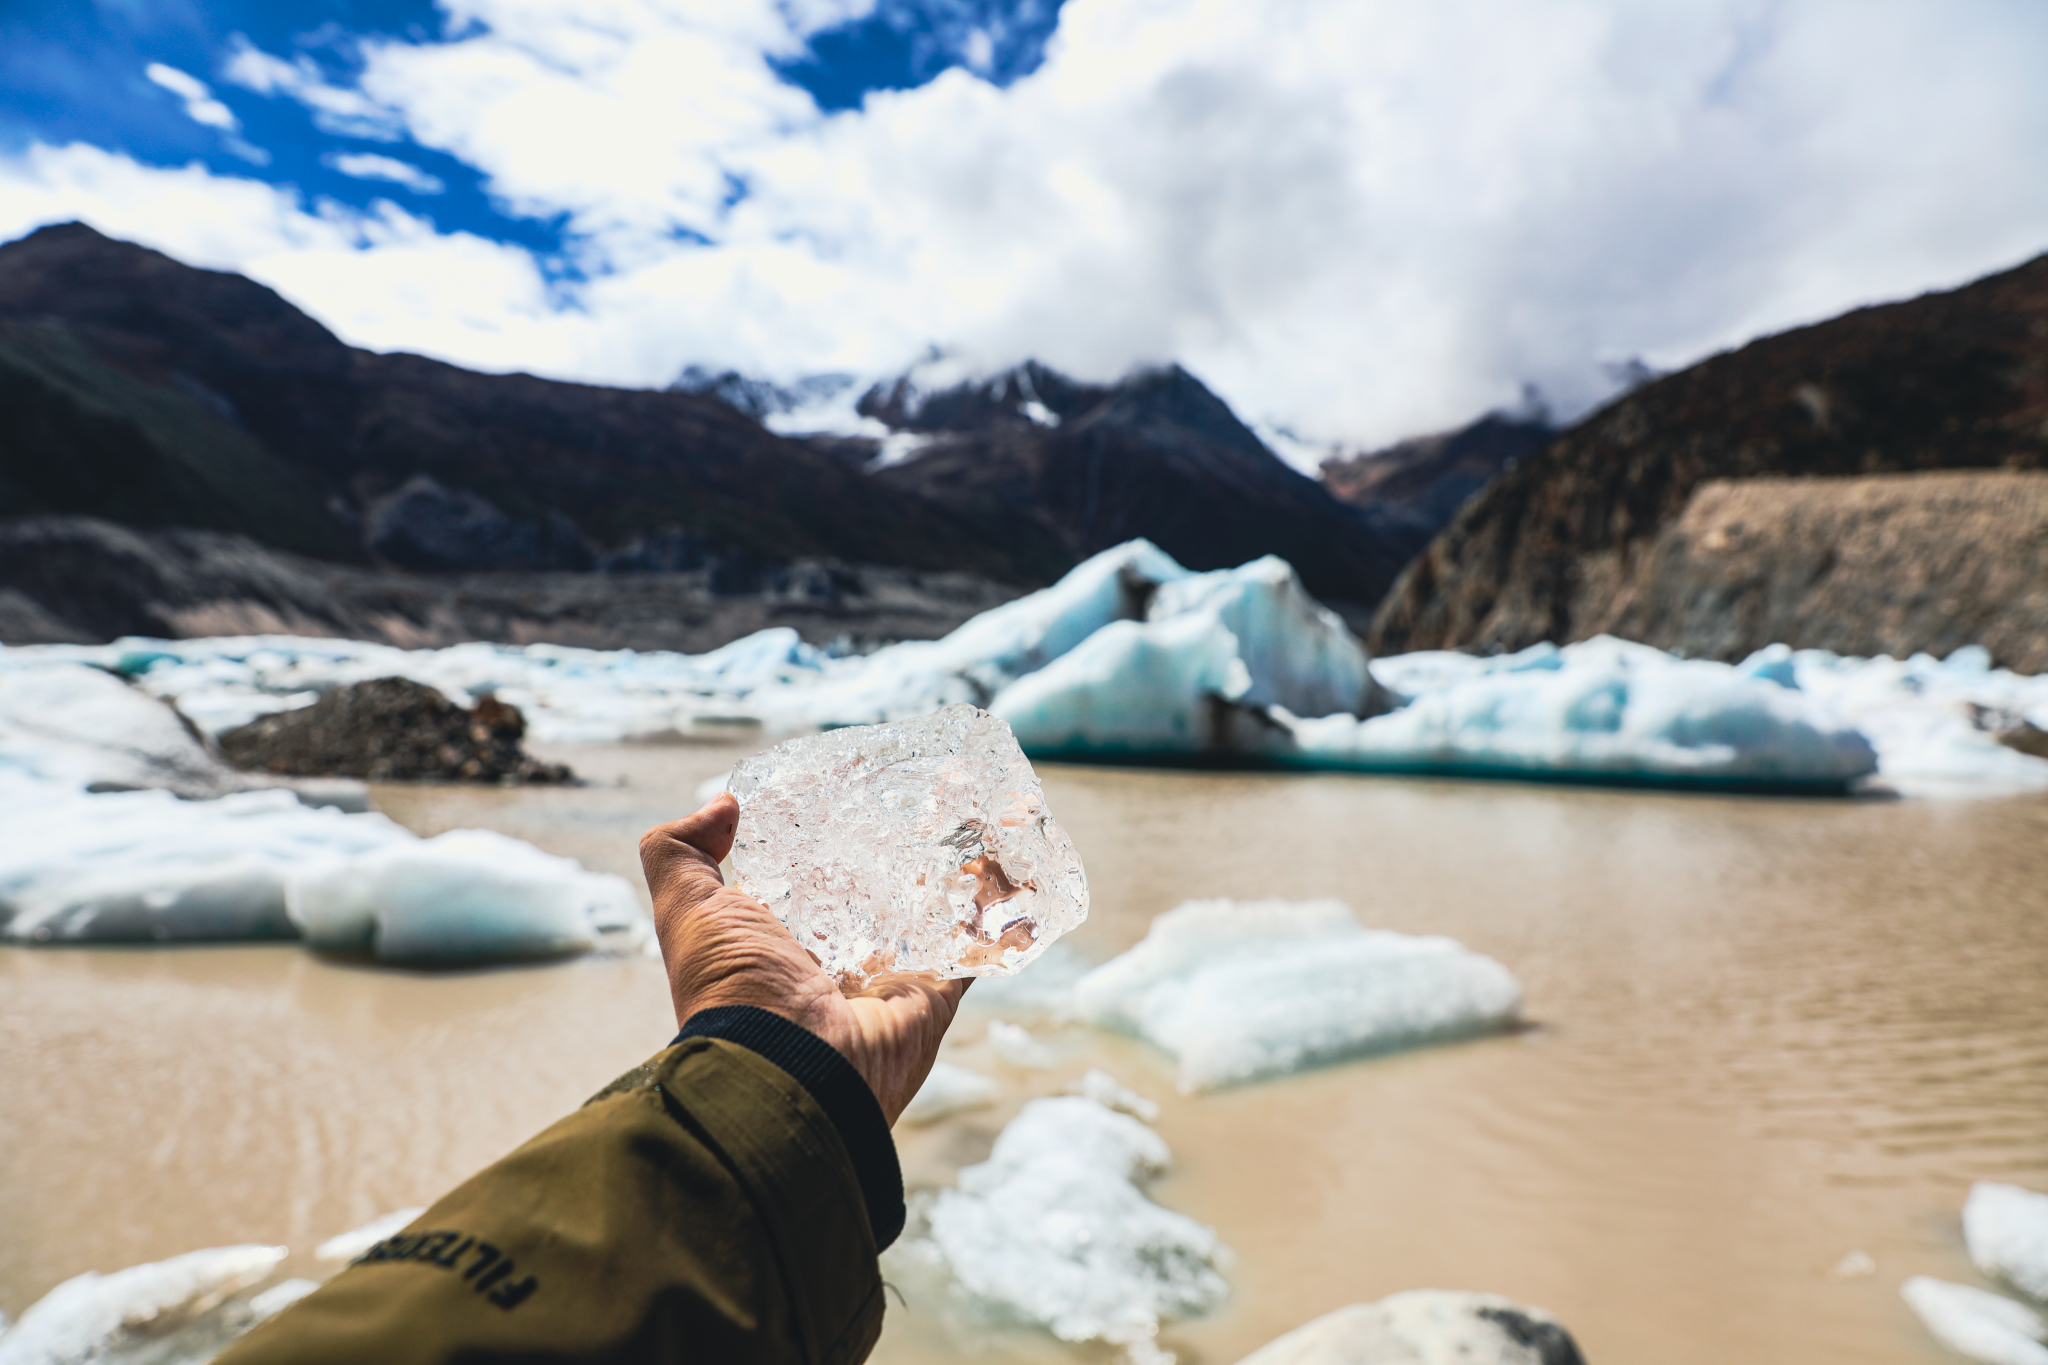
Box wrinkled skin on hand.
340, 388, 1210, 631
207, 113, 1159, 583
639, 793, 970, 1127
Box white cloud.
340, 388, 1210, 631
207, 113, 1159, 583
221, 36, 408, 141
326, 152, 446, 195
19, 1, 2048, 461
145, 63, 241, 131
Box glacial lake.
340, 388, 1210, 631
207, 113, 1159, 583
3, 741, 2045, 1364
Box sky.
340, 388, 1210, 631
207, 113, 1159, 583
4, 0, 2048, 461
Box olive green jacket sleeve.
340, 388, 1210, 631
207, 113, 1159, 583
216, 1009, 903, 1365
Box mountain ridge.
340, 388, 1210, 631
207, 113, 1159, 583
1367, 247, 2048, 658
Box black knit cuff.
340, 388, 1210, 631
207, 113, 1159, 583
675, 1006, 904, 1250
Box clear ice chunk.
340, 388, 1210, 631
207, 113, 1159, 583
727, 704, 1088, 987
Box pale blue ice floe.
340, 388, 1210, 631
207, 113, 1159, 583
0, 1244, 308, 1365
1903, 1277, 2048, 1365
1070, 899, 1524, 1091
0, 774, 646, 958
1900, 1182, 2048, 1365
1970, 1183, 2048, 1305
913, 1095, 1230, 1359
0, 662, 647, 957
1283, 636, 1880, 792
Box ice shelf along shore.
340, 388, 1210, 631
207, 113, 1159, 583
7, 539, 2043, 794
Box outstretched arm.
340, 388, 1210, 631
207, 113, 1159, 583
217, 793, 968, 1365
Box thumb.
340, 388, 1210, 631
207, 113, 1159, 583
639, 792, 741, 911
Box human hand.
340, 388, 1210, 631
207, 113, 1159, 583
638, 792, 969, 1126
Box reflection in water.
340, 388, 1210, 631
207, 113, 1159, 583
2, 743, 2044, 1365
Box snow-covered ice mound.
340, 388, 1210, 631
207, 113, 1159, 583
288, 829, 645, 961
1293, 637, 1879, 791
1071, 899, 1524, 1090
772, 540, 1188, 726
0, 663, 255, 798
0, 775, 644, 958
0, 779, 409, 943
1903, 1277, 2048, 1365
989, 555, 1373, 757
1232, 1290, 1584, 1365
0, 1244, 309, 1365
1764, 645, 2048, 794
916, 1095, 1229, 1359
1969, 1183, 2048, 1302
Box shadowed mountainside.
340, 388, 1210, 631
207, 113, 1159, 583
823, 360, 1407, 614
1368, 249, 2048, 659
0, 223, 1037, 583
1319, 412, 1555, 564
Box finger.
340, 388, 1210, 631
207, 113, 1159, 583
639, 792, 740, 906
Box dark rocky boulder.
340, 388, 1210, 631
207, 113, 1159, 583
1369, 248, 2048, 658
217, 678, 573, 784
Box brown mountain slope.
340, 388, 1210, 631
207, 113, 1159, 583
1367, 251, 2048, 656
0, 223, 1037, 582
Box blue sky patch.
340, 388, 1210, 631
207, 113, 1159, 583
1, 0, 1066, 258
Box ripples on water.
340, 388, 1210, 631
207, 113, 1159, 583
2, 743, 2043, 1365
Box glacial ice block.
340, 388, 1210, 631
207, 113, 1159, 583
922, 1096, 1229, 1354
1902, 1277, 2048, 1365
1968, 1183, 2048, 1302
727, 705, 1087, 987
1071, 899, 1523, 1090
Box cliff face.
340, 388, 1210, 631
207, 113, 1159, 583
854, 361, 1406, 612
1599, 471, 2048, 673
0, 223, 1038, 583
1367, 251, 2048, 658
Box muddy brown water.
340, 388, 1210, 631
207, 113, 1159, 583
3, 741, 2045, 1364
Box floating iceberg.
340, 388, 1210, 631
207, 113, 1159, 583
921, 1096, 1229, 1357
1765, 646, 2048, 795
288, 828, 645, 961
1903, 1277, 2048, 1365
315, 1208, 428, 1263
898, 1063, 1000, 1126
0, 779, 409, 943
1288, 637, 1880, 791
988, 555, 1374, 757
753, 540, 1190, 727
0, 663, 253, 798
0, 1244, 290, 1365
0, 775, 644, 959
1233, 1290, 1584, 1365
1066, 1068, 1160, 1122
1969, 1183, 2048, 1302
1071, 899, 1524, 1090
